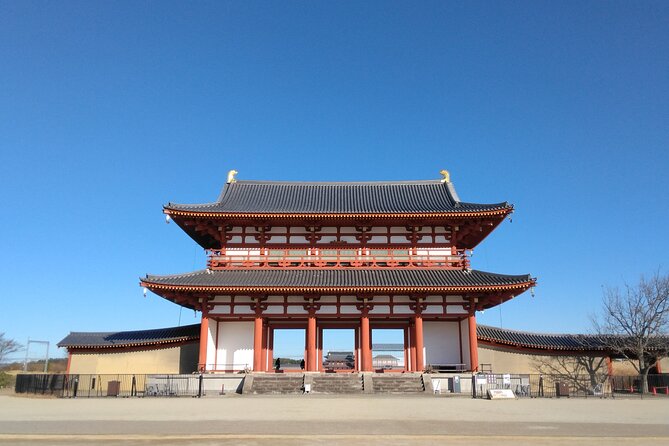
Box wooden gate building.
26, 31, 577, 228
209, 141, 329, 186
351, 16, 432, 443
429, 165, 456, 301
140, 171, 536, 373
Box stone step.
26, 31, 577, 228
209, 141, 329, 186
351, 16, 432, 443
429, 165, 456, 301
311, 374, 363, 394
251, 375, 305, 394
372, 375, 425, 393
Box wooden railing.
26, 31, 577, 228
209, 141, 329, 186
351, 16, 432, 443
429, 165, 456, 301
207, 249, 469, 270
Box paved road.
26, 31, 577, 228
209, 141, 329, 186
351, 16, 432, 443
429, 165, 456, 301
1, 394, 668, 445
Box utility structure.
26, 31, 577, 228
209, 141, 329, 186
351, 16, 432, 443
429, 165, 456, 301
141, 171, 535, 373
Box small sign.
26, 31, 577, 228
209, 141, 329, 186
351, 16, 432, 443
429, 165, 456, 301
503, 374, 511, 385
487, 389, 515, 400
476, 376, 487, 386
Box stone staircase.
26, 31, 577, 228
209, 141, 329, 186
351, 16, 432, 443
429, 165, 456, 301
248, 374, 305, 394
244, 373, 430, 395
311, 374, 364, 394
372, 373, 425, 393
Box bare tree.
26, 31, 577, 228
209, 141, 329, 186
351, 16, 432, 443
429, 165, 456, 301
593, 271, 669, 392
0, 333, 21, 365
531, 350, 608, 394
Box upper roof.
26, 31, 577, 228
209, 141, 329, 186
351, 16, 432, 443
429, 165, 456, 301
142, 268, 534, 293
164, 179, 512, 217
57, 324, 200, 349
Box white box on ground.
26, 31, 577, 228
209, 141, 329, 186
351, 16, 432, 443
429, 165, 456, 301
487, 389, 515, 399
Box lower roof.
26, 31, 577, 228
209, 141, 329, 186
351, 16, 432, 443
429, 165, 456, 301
57, 324, 200, 349
477, 325, 606, 351
59, 323, 620, 353
141, 268, 534, 293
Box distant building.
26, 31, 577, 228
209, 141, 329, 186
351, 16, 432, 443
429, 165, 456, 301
373, 354, 400, 369
323, 351, 354, 370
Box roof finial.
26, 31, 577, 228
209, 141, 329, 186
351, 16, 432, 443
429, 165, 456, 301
439, 169, 450, 183
227, 169, 238, 184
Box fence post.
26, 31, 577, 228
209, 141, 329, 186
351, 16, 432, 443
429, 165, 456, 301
197, 373, 204, 398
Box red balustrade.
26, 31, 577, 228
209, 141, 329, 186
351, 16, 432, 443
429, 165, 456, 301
206, 249, 469, 270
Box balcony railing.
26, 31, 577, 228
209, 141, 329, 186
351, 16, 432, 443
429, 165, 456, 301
207, 249, 469, 270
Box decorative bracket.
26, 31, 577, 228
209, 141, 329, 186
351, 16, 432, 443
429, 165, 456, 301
250, 295, 269, 314
303, 294, 322, 312
355, 295, 375, 313
409, 294, 428, 314
354, 223, 372, 243
305, 224, 323, 244
253, 223, 272, 244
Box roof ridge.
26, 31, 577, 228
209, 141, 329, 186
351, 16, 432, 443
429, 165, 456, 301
478, 324, 595, 338
231, 179, 446, 185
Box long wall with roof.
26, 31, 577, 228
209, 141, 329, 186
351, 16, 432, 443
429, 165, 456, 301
68, 343, 199, 375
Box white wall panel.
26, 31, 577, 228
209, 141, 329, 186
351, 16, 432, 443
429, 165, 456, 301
215, 321, 254, 371
423, 321, 461, 366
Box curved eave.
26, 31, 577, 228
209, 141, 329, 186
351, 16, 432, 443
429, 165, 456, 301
163, 206, 514, 220
140, 279, 536, 295
477, 337, 600, 352
61, 336, 198, 350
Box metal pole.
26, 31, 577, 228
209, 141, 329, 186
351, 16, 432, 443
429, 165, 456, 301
23, 338, 30, 372
44, 342, 49, 373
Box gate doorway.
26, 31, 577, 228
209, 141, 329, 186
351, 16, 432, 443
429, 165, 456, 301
371, 328, 406, 371
271, 328, 305, 372
320, 328, 356, 372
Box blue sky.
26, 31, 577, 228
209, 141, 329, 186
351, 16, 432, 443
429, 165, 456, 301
1, 1, 667, 360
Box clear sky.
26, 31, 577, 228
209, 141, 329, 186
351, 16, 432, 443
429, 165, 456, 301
1, 1, 667, 360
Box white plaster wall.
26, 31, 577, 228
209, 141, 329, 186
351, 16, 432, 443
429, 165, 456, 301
423, 321, 461, 366
206, 320, 217, 371
215, 321, 254, 371
460, 319, 471, 368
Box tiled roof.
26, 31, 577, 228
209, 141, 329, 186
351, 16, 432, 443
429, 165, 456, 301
142, 268, 534, 292
57, 324, 200, 349
477, 325, 605, 351
164, 180, 511, 216
372, 343, 405, 351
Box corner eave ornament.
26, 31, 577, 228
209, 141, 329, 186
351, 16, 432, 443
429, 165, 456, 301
227, 169, 239, 184
439, 169, 450, 183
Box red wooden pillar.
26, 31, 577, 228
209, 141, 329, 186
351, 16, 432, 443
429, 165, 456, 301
317, 327, 323, 372
468, 310, 479, 372
307, 313, 317, 371
403, 327, 409, 372
198, 313, 209, 372
261, 320, 268, 372
409, 321, 417, 372
66, 352, 72, 375
361, 312, 371, 371
267, 327, 274, 372
414, 314, 424, 372
354, 327, 360, 371
253, 315, 263, 372
606, 356, 614, 376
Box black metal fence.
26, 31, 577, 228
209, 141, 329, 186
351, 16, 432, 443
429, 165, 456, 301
468, 373, 669, 399
14, 372, 669, 398
15, 374, 203, 398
